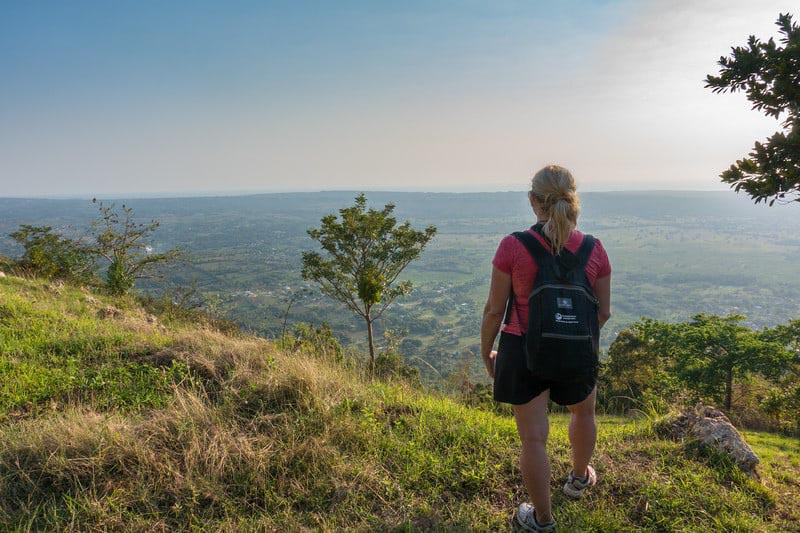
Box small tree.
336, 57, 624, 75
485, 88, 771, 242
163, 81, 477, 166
90, 200, 182, 295
301, 194, 436, 371
705, 13, 800, 205
9, 225, 95, 282
669, 314, 790, 411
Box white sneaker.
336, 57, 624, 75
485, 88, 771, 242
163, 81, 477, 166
516, 502, 556, 532
563, 465, 597, 499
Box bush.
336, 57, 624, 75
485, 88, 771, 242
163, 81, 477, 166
760, 380, 800, 436
281, 322, 344, 362
0, 255, 13, 273
90, 200, 182, 296
373, 330, 421, 385
374, 350, 420, 385
9, 225, 95, 283
597, 321, 686, 414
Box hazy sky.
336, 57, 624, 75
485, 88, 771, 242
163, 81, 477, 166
1, 1, 796, 197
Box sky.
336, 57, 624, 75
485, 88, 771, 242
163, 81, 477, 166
0, 0, 797, 197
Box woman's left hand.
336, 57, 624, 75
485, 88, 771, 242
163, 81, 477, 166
485, 350, 497, 378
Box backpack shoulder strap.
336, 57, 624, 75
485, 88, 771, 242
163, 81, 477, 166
531, 223, 552, 248
512, 230, 553, 264
529, 225, 593, 266
574, 234, 596, 267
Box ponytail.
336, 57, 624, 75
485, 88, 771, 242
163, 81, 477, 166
530, 165, 580, 254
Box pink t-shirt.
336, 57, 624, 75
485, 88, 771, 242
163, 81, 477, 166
492, 228, 611, 336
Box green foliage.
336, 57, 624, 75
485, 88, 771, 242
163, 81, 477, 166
4, 191, 800, 383
705, 13, 800, 205
7, 201, 182, 296
90, 200, 182, 295
602, 314, 796, 427
759, 319, 800, 434
760, 381, 800, 435
9, 225, 95, 282
302, 193, 436, 367
668, 314, 790, 411
599, 319, 684, 413
373, 330, 421, 385
281, 321, 344, 361
106, 258, 134, 295
761, 317, 800, 353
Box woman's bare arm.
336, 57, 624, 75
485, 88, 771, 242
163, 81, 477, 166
481, 266, 512, 378
594, 274, 611, 329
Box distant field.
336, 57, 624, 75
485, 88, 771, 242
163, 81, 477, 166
2, 190, 799, 380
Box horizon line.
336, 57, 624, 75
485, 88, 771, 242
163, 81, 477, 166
0, 187, 736, 202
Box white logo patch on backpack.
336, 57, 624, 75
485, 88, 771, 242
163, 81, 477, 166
556, 297, 573, 309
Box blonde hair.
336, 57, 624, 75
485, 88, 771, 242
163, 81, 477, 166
530, 165, 581, 254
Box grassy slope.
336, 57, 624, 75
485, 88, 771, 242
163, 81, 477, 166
0, 276, 798, 532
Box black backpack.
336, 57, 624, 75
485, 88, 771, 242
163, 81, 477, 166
507, 225, 600, 380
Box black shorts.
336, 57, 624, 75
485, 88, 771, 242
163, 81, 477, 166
493, 332, 597, 406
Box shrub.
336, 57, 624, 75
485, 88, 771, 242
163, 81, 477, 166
89, 200, 182, 296
8, 225, 95, 283
373, 331, 421, 385
282, 322, 344, 362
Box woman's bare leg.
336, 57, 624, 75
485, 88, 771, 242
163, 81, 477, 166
566, 386, 597, 479
512, 390, 552, 523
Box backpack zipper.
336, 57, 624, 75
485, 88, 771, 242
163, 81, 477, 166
529, 283, 599, 305
541, 332, 593, 340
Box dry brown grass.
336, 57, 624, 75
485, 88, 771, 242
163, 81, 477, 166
0, 324, 377, 530
151, 329, 362, 413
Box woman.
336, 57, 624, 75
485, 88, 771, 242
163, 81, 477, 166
480, 165, 611, 532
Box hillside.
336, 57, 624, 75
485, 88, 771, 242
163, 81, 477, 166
0, 275, 798, 531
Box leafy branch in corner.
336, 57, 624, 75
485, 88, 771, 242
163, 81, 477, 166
705, 13, 800, 205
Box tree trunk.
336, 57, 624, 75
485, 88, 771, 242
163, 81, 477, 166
366, 314, 375, 375
725, 365, 733, 411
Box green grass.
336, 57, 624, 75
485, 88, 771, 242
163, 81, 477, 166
0, 275, 798, 531
0, 277, 191, 418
